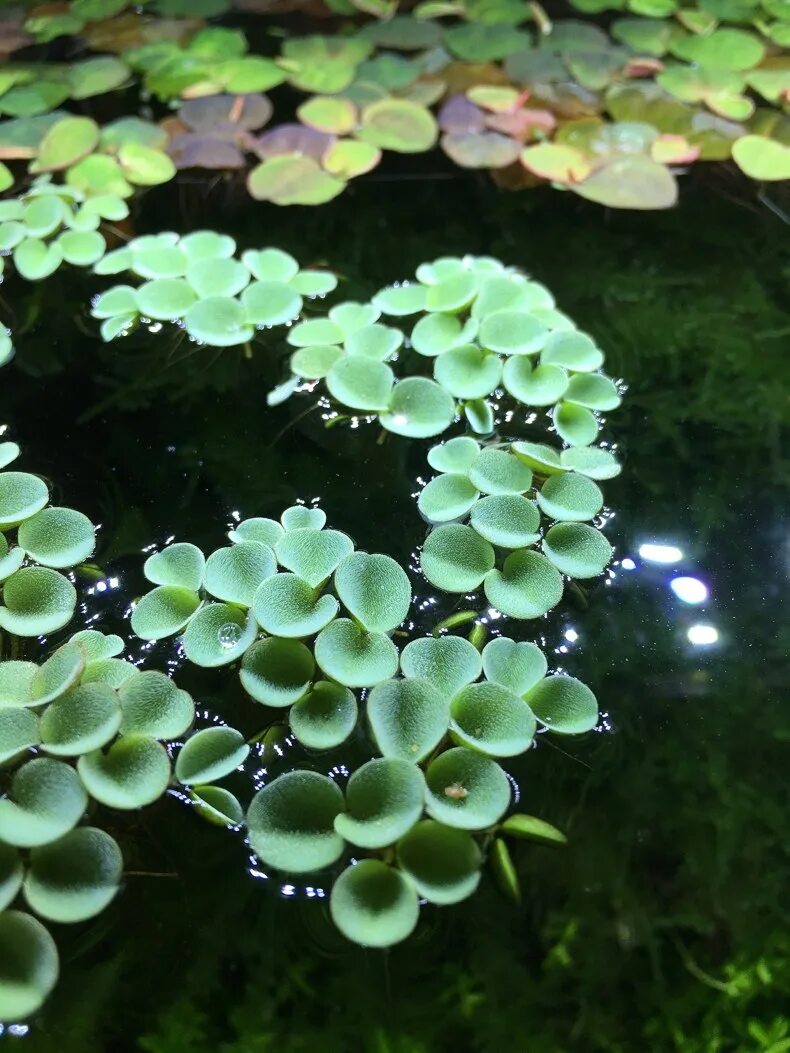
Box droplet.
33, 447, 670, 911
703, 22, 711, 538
218, 622, 242, 648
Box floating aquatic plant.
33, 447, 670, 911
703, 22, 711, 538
0, 2, 785, 210
277, 254, 621, 441
243, 630, 598, 947
1, 241, 626, 1015
0, 176, 127, 283
418, 436, 615, 617
0, 446, 98, 636
91, 236, 337, 346
0, 623, 218, 1022
131, 505, 413, 751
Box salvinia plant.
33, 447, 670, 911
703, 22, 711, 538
0, 445, 239, 1024
0, 175, 131, 362
0, 250, 623, 1023
90, 235, 338, 345
127, 503, 601, 949
276, 254, 622, 441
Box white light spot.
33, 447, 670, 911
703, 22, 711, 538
563, 627, 578, 642
687, 623, 718, 646
620, 557, 636, 570
670, 576, 708, 605
638, 542, 683, 564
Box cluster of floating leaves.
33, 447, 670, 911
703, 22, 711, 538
0, 619, 248, 1023
90, 236, 337, 345
419, 436, 616, 617
0, 444, 256, 1024
130, 503, 598, 949
0, 4, 787, 209
0, 442, 96, 636
0, 176, 131, 363
1, 240, 625, 1016
281, 253, 620, 438
0, 112, 176, 200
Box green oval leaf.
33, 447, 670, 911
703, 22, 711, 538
367, 677, 449, 761
400, 636, 482, 698
314, 618, 398, 688
484, 550, 564, 619
482, 637, 547, 696
39, 683, 121, 757
0, 568, 77, 637
0, 472, 48, 530
396, 819, 481, 905
0, 911, 59, 1021
240, 637, 315, 707
334, 757, 425, 849
17, 507, 95, 568
181, 603, 257, 668
175, 726, 249, 785
130, 585, 201, 641
424, 747, 511, 829
252, 573, 339, 638
380, 377, 456, 438
0, 758, 87, 847
450, 681, 536, 757
421, 524, 495, 593
330, 860, 419, 947
289, 680, 358, 750
537, 472, 604, 522
247, 770, 345, 873
24, 827, 122, 923
470, 494, 541, 548
525, 675, 599, 734
78, 737, 171, 809
204, 541, 277, 606
118, 670, 195, 739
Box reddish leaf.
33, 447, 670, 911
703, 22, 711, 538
438, 95, 487, 134
255, 123, 336, 161
180, 93, 273, 133
485, 108, 557, 142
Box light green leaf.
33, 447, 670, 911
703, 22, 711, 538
367, 677, 450, 761
330, 860, 419, 947
24, 827, 122, 923
314, 619, 398, 687
0, 912, 59, 1021
483, 550, 564, 619
17, 507, 95, 568
334, 552, 411, 633
175, 726, 249, 785
334, 757, 425, 849
247, 770, 345, 872
525, 674, 599, 734
396, 819, 481, 905
421, 524, 495, 593
0, 567, 77, 637
130, 585, 201, 641
424, 747, 511, 829
78, 736, 171, 809
289, 680, 358, 750
400, 636, 482, 698
240, 638, 314, 707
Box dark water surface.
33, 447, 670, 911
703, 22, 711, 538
1, 177, 788, 1052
